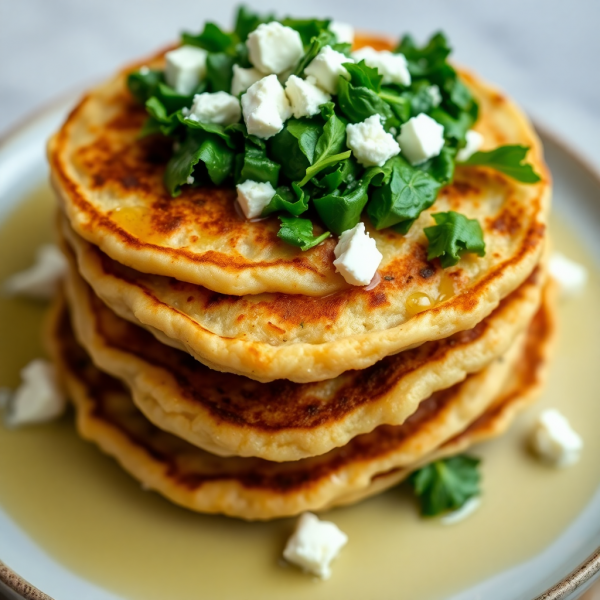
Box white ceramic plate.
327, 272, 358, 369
0, 102, 599, 600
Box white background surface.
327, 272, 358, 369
1, 0, 600, 172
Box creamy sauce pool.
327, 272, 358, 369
1, 185, 599, 600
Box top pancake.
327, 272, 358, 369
49, 36, 550, 297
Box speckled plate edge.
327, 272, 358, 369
0, 101, 599, 600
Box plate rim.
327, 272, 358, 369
0, 98, 599, 600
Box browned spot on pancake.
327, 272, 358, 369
266, 322, 285, 335
368, 291, 389, 309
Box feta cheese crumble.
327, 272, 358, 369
351, 46, 411, 86
549, 252, 588, 299
283, 512, 348, 580
530, 408, 583, 467
164, 46, 208, 95
333, 222, 383, 286
236, 180, 276, 219
4, 360, 66, 428
285, 75, 331, 118
456, 129, 484, 162
3, 244, 67, 300
346, 114, 400, 167
426, 84, 442, 107
186, 92, 241, 125
304, 46, 353, 95
247, 22, 304, 75
329, 21, 354, 45
231, 65, 263, 96
397, 113, 445, 165
440, 496, 481, 525
241, 74, 292, 139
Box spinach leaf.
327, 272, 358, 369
281, 18, 331, 46
424, 211, 486, 268
270, 126, 311, 181
262, 183, 309, 217
429, 107, 474, 146
395, 32, 451, 79
409, 455, 481, 517
286, 118, 323, 164
182, 22, 236, 53
165, 133, 234, 196
337, 78, 399, 128
127, 69, 163, 104
298, 151, 351, 186
234, 6, 273, 41
235, 142, 280, 187
313, 178, 370, 235
344, 60, 382, 91
314, 103, 347, 163
416, 145, 456, 185
313, 157, 359, 193
206, 52, 236, 93
143, 97, 181, 137
367, 156, 442, 231
459, 144, 542, 183
277, 216, 330, 250
179, 115, 238, 148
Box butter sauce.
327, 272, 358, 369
1, 185, 600, 600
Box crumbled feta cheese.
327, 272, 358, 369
333, 222, 383, 286
247, 22, 304, 75
351, 46, 411, 86
4, 360, 66, 427
236, 180, 276, 219
283, 512, 348, 580
549, 252, 588, 299
304, 46, 353, 95
241, 74, 292, 139
329, 21, 354, 45
186, 175, 195, 185
426, 84, 442, 107
139, 65, 150, 75
231, 65, 263, 96
397, 113, 445, 165
440, 496, 481, 525
530, 408, 583, 467
346, 115, 400, 167
456, 129, 484, 162
3, 244, 66, 300
164, 46, 208, 95
186, 92, 241, 125
285, 75, 331, 118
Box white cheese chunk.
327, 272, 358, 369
329, 21, 354, 45
346, 114, 400, 167
247, 22, 303, 75
351, 46, 411, 86
285, 75, 331, 118
530, 408, 583, 467
186, 92, 241, 125
283, 512, 348, 580
426, 84, 442, 107
231, 65, 263, 96
241, 74, 292, 139
397, 113, 445, 165
164, 46, 208, 95
549, 252, 588, 299
4, 360, 66, 428
456, 129, 484, 162
333, 222, 383, 286
236, 180, 276, 219
4, 244, 66, 300
440, 496, 481, 525
304, 46, 353, 95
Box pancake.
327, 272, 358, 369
47, 283, 555, 520
61, 217, 547, 383
49, 35, 550, 303
62, 235, 545, 461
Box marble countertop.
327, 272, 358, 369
1, 0, 600, 173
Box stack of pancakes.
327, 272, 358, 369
45, 44, 554, 520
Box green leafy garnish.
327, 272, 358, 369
182, 22, 236, 53
424, 211, 486, 267
277, 216, 330, 250
409, 455, 481, 516
459, 144, 542, 183
235, 142, 280, 187
262, 183, 309, 217
127, 69, 163, 104
367, 155, 442, 231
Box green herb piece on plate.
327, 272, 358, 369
277, 216, 330, 250
459, 144, 541, 183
